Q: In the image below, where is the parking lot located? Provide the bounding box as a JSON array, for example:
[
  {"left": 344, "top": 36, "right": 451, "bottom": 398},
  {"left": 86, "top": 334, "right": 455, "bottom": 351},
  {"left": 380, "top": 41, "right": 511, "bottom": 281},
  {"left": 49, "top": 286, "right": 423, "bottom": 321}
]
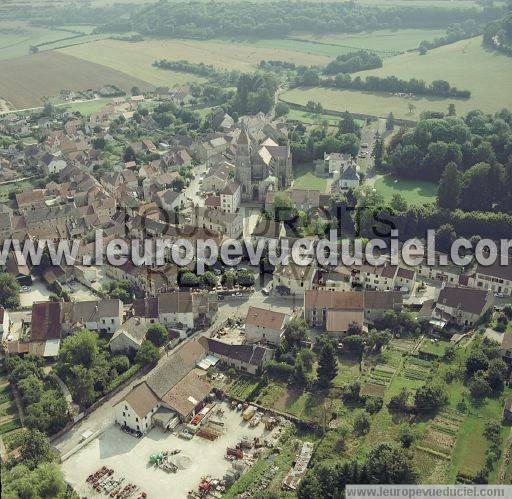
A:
[{"left": 61, "top": 402, "right": 272, "bottom": 498}]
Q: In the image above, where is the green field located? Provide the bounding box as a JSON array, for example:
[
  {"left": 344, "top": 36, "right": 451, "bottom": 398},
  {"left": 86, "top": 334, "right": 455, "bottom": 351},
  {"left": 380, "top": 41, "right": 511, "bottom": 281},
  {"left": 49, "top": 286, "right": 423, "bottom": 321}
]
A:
[
  {"left": 0, "top": 21, "right": 68, "bottom": 61},
  {"left": 373, "top": 175, "right": 438, "bottom": 206},
  {"left": 280, "top": 37, "right": 512, "bottom": 120},
  {"left": 293, "top": 28, "right": 447, "bottom": 55},
  {"left": 63, "top": 98, "right": 114, "bottom": 115}
]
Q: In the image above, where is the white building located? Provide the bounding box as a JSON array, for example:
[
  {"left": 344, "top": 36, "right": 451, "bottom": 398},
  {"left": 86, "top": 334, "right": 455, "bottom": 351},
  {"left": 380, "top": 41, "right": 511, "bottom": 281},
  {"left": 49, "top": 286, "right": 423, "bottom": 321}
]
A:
[
  {"left": 220, "top": 180, "right": 241, "bottom": 214},
  {"left": 245, "top": 306, "right": 289, "bottom": 345},
  {"left": 114, "top": 382, "right": 160, "bottom": 434},
  {"left": 109, "top": 317, "right": 149, "bottom": 354},
  {"left": 0, "top": 307, "right": 9, "bottom": 337}
]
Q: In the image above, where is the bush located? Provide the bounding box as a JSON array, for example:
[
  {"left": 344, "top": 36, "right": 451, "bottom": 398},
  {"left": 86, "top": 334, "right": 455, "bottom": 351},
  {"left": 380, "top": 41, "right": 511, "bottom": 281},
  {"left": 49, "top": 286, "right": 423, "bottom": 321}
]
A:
[{"left": 364, "top": 396, "right": 383, "bottom": 414}]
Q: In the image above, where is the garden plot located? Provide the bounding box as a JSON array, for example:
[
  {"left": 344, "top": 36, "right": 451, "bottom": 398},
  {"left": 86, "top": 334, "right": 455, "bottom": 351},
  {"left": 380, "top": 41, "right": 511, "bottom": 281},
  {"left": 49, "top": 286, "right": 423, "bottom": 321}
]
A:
[
  {"left": 0, "top": 359, "right": 21, "bottom": 437},
  {"left": 389, "top": 338, "right": 418, "bottom": 353},
  {"left": 360, "top": 382, "right": 387, "bottom": 398},
  {"left": 402, "top": 356, "right": 433, "bottom": 382},
  {"left": 416, "top": 411, "right": 464, "bottom": 459},
  {"left": 365, "top": 364, "right": 396, "bottom": 387}
]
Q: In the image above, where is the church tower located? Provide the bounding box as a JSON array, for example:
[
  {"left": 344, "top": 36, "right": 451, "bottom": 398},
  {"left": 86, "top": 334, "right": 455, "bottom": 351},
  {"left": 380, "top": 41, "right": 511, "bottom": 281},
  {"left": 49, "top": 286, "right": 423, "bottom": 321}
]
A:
[{"left": 235, "top": 125, "right": 253, "bottom": 200}]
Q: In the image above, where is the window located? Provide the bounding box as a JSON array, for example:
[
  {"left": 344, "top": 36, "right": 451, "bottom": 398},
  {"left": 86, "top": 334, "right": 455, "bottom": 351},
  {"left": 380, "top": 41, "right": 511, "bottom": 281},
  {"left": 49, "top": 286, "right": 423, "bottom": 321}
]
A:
[
  {"left": 136, "top": 417, "right": 139, "bottom": 422},
  {"left": 123, "top": 412, "right": 125, "bottom": 417}
]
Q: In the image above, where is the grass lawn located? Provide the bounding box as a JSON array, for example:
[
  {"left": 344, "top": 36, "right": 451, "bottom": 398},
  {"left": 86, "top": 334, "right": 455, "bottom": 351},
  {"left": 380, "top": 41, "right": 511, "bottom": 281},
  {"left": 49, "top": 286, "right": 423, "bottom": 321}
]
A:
[
  {"left": 62, "top": 98, "right": 113, "bottom": 115},
  {"left": 280, "top": 37, "right": 512, "bottom": 120},
  {"left": 373, "top": 175, "right": 437, "bottom": 206},
  {"left": 292, "top": 163, "right": 327, "bottom": 192}
]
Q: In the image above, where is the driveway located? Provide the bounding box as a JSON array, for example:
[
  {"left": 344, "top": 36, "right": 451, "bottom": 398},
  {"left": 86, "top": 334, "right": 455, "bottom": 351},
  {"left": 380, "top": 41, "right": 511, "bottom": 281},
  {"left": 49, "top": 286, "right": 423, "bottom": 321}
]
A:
[{"left": 19, "top": 280, "right": 52, "bottom": 308}]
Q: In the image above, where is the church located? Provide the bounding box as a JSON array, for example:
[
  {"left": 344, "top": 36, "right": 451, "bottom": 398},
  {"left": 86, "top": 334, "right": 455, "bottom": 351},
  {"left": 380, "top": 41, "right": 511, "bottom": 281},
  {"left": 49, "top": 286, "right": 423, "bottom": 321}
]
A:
[{"left": 235, "top": 126, "right": 293, "bottom": 202}]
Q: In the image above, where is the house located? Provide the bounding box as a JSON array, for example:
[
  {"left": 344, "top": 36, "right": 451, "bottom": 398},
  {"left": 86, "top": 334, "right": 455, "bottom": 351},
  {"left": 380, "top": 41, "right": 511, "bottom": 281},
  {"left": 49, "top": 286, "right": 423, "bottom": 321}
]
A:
[
  {"left": 304, "top": 290, "right": 364, "bottom": 335},
  {"left": 200, "top": 337, "right": 274, "bottom": 374},
  {"left": 115, "top": 382, "right": 160, "bottom": 434},
  {"left": 109, "top": 317, "right": 149, "bottom": 354},
  {"left": 65, "top": 299, "right": 123, "bottom": 334},
  {"left": 192, "top": 207, "right": 243, "bottom": 239},
  {"left": 251, "top": 218, "right": 285, "bottom": 246},
  {"left": 220, "top": 180, "right": 241, "bottom": 214},
  {"left": 245, "top": 307, "right": 289, "bottom": 345},
  {"left": 433, "top": 286, "right": 493, "bottom": 328},
  {"left": 272, "top": 260, "right": 316, "bottom": 296},
  {"left": 133, "top": 291, "right": 218, "bottom": 330},
  {"left": 323, "top": 152, "right": 352, "bottom": 175},
  {"left": 473, "top": 259, "right": 512, "bottom": 296},
  {"left": 40, "top": 153, "right": 67, "bottom": 176},
  {"left": 155, "top": 189, "right": 183, "bottom": 212},
  {"left": 16, "top": 189, "right": 46, "bottom": 213},
  {"left": 363, "top": 291, "right": 403, "bottom": 324},
  {"left": 353, "top": 262, "right": 398, "bottom": 292},
  {"left": 313, "top": 266, "right": 352, "bottom": 292},
  {"left": 336, "top": 163, "right": 360, "bottom": 191},
  {"left": 395, "top": 267, "right": 417, "bottom": 293}
]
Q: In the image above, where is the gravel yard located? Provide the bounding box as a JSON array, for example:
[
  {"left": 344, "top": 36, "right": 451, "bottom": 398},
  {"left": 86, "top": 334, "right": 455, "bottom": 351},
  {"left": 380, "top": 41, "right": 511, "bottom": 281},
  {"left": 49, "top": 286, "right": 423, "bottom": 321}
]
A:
[{"left": 61, "top": 402, "right": 272, "bottom": 498}]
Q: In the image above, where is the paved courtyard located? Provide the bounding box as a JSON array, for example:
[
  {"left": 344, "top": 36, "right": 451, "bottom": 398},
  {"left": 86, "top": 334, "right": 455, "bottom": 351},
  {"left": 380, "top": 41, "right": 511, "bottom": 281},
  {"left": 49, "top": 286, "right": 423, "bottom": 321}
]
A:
[{"left": 61, "top": 402, "right": 270, "bottom": 498}]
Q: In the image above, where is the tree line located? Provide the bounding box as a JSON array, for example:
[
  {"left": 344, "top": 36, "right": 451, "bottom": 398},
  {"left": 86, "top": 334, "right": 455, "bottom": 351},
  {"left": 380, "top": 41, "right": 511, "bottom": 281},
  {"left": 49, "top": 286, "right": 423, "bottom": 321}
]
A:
[
  {"left": 294, "top": 71, "right": 471, "bottom": 99},
  {"left": 323, "top": 50, "right": 383, "bottom": 75},
  {"left": 94, "top": 1, "right": 504, "bottom": 39}
]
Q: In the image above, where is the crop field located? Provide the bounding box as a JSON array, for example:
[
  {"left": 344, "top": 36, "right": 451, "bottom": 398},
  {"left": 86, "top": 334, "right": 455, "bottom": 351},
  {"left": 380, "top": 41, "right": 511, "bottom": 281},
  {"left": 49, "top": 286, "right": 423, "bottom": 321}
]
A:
[
  {"left": 0, "top": 51, "right": 152, "bottom": 109},
  {"left": 59, "top": 38, "right": 331, "bottom": 80},
  {"left": 280, "top": 37, "right": 512, "bottom": 119},
  {"left": 293, "top": 29, "right": 447, "bottom": 55},
  {"left": 373, "top": 175, "right": 438, "bottom": 206}
]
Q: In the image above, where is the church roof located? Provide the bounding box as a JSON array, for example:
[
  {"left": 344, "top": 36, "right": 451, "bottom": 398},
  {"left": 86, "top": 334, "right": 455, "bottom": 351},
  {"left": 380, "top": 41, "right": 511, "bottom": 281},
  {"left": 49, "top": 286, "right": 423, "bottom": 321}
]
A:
[{"left": 237, "top": 126, "right": 250, "bottom": 145}]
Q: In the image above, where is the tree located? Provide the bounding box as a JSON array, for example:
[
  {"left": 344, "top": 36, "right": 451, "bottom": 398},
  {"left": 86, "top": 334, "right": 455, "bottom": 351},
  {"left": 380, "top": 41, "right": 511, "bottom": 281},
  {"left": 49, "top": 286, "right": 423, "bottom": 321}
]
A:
[
  {"left": 364, "top": 396, "right": 383, "bottom": 414},
  {"left": 414, "top": 384, "right": 448, "bottom": 412},
  {"left": 448, "top": 103, "right": 456, "bottom": 116},
  {"left": 344, "top": 380, "right": 361, "bottom": 401},
  {"left": 18, "top": 375, "right": 44, "bottom": 405},
  {"left": 199, "top": 272, "right": 216, "bottom": 290},
  {"left": 111, "top": 355, "right": 130, "bottom": 374},
  {"left": 386, "top": 112, "right": 395, "bottom": 131},
  {"left": 353, "top": 411, "right": 371, "bottom": 435},
  {"left": 373, "top": 136, "right": 384, "bottom": 170},
  {"left": 17, "top": 429, "right": 55, "bottom": 470},
  {"left": 123, "top": 146, "right": 136, "bottom": 163},
  {"left": 465, "top": 350, "right": 489, "bottom": 376},
  {"left": 486, "top": 358, "right": 508, "bottom": 391},
  {"left": 275, "top": 102, "right": 290, "bottom": 117},
  {"left": 437, "top": 162, "right": 461, "bottom": 210},
  {"left": 363, "top": 443, "right": 417, "bottom": 484},
  {"left": 131, "top": 86, "right": 141, "bottom": 96},
  {"left": 389, "top": 388, "right": 409, "bottom": 412},
  {"left": 135, "top": 340, "right": 161, "bottom": 366},
  {"left": 397, "top": 424, "right": 416, "bottom": 448},
  {"left": 236, "top": 269, "right": 255, "bottom": 287},
  {"left": 146, "top": 324, "right": 169, "bottom": 347},
  {"left": 469, "top": 372, "right": 492, "bottom": 399},
  {"left": 316, "top": 337, "right": 338, "bottom": 385},
  {"left": 3, "top": 462, "right": 67, "bottom": 498},
  {"left": 435, "top": 223, "right": 456, "bottom": 253},
  {"left": 390, "top": 193, "right": 408, "bottom": 212},
  {"left": 284, "top": 318, "right": 309, "bottom": 351},
  {"left": 171, "top": 176, "right": 185, "bottom": 192},
  {"left": 222, "top": 269, "right": 236, "bottom": 288},
  {"left": 0, "top": 272, "right": 20, "bottom": 309},
  {"left": 58, "top": 330, "right": 99, "bottom": 369},
  {"left": 273, "top": 192, "right": 295, "bottom": 221}
]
